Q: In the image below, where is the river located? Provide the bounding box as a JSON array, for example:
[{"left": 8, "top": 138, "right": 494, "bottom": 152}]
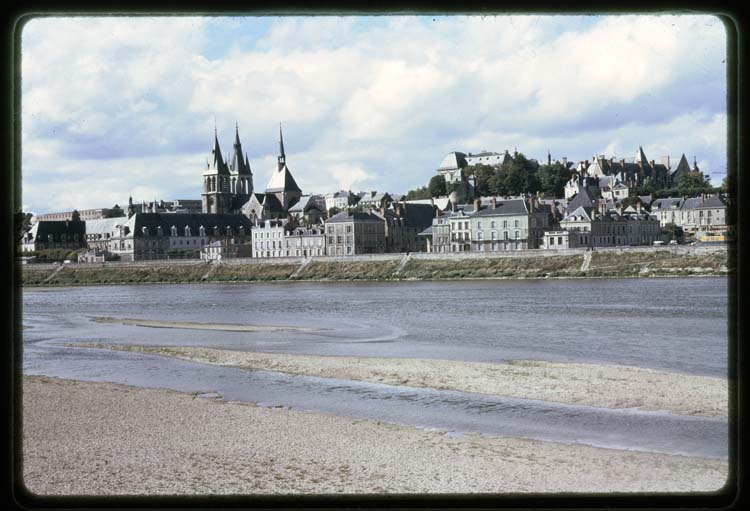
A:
[{"left": 22, "top": 277, "right": 729, "bottom": 459}]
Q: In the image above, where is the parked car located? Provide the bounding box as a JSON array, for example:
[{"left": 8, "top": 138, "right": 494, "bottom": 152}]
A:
[
  {"left": 668, "top": 240, "right": 678, "bottom": 245},
  {"left": 653, "top": 240, "right": 665, "bottom": 246}
]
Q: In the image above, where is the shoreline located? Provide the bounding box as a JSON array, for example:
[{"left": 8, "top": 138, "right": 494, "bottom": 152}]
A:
[
  {"left": 22, "top": 375, "right": 728, "bottom": 495},
  {"left": 20, "top": 247, "right": 729, "bottom": 287},
  {"left": 66, "top": 343, "right": 728, "bottom": 418},
  {"left": 92, "top": 316, "right": 321, "bottom": 332}
]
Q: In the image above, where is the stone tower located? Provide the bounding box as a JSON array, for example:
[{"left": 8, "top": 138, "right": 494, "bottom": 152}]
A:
[{"left": 202, "top": 128, "right": 234, "bottom": 214}]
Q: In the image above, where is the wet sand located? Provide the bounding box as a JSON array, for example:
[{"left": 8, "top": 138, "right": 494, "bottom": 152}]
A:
[
  {"left": 22, "top": 376, "right": 728, "bottom": 495},
  {"left": 71, "top": 343, "right": 728, "bottom": 418},
  {"left": 92, "top": 317, "right": 320, "bottom": 332}
]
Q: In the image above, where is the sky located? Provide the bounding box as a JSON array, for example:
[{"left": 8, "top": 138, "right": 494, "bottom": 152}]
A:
[{"left": 20, "top": 14, "right": 728, "bottom": 214}]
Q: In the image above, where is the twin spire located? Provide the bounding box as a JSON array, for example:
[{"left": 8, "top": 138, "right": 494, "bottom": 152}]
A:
[{"left": 209, "top": 122, "right": 286, "bottom": 175}]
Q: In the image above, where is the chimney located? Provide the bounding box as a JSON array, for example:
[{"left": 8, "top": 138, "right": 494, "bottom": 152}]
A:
[
  {"left": 451, "top": 200, "right": 457, "bottom": 213},
  {"left": 599, "top": 200, "right": 606, "bottom": 216},
  {"left": 562, "top": 156, "right": 567, "bottom": 165},
  {"left": 474, "top": 198, "right": 481, "bottom": 212},
  {"left": 661, "top": 155, "right": 670, "bottom": 168},
  {"left": 636, "top": 200, "right": 641, "bottom": 214},
  {"left": 491, "top": 197, "right": 497, "bottom": 209}
]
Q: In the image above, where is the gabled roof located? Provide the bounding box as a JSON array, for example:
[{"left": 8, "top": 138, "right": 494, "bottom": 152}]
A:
[
  {"left": 561, "top": 206, "right": 592, "bottom": 223},
  {"left": 262, "top": 193, "right": 285, "bottom": 213},
  {"left": 566, "top": 187, "right": 597, "bottom": 212}
]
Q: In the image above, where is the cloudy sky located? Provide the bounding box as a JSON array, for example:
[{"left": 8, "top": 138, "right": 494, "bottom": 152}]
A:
[{"left": 21, "top": 14, "right": 727, "bottom": 214}]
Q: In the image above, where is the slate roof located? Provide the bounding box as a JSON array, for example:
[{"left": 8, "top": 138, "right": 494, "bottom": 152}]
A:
[
  {"left": 262, "top": 193, "right": 285, "bottom": 214},
  {"left": 125, "top": 213, "right": 253, "bottom": 238},
  {"left": 561, "top": 206, "right": 592, "bottom": 222},
  {"left": 417, "top": 226, "right": 433, "bottom": 236},
  {"left": 437, "top": 152, "right": 468, "bottom": 170},
  {"left": 473, "top": 198, "right": 530, "bottom": 217},
  {"left": 694, "top": 195, "right": 726, "bottom": 209},
  {"left": 651, "top": 198, "right": 682, "bottom": 211},
  {"left": 566, "top": 187, "right": 597, "bottom": 212},
  {"left": 26, "top": 220, "right": 86, "bottom": 243},
  {"left": 325, "top": 211, "right": 384, "bottom": 224},
  {"left": 391, "top": 203, "right": 436, "bottom": 229},
  {"left": 85, "top": 217, "right": 126, "bottom": 237}
]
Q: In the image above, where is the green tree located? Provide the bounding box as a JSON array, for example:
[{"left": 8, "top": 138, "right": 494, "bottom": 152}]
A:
[
  {"left": 428, "top": 175, "right": 447, "bottom": 197},
  {"left": 536, "top": 162, "right": 571, "bottom": 198},
  {"left": 327, "top": 207, "right": 341, "bottom": 218},
  {"left": 677, "top": 171, "right": 711, "bottom": 196},
  {"left": 468, "top": 165, "right": 494, "bottom": 197},
  {"left": 71, "top": 209, "right": 81, "bottom": 221}
]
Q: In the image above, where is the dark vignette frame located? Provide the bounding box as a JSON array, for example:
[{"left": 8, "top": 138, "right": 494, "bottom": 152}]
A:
[{"left": 3, "top": 1, "right": 745, "bottom": 510}]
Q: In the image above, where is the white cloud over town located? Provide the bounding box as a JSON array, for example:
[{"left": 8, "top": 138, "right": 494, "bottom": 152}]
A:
[{"left": 20, "top": 14, "right": 728, "bottom": 214}]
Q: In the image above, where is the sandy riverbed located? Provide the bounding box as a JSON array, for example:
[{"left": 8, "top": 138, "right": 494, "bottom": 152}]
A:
[
  {"left": 92, "top": 317, "right": 320, "bottom": 332},
  {"left": 22, "top": 376, "right": 728, "bottom": 495},
  {"left": 70, "top": 343, "right": 728, "bottom": 418}
]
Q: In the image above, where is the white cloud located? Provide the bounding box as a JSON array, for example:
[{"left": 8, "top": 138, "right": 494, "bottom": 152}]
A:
[{"left": 20, "top": 15, "right": 728, "bottom": 213}]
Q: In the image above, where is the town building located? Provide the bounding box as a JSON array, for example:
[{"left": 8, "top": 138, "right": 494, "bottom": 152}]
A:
[
  {"left": 380, "top": 202, "right": 436, "bottom": 253},
  {"left": 81, "top": 213, "right": 253, "bottom": 261},
  {"left": 470, "top": 196, "right": 550, "bottom": 252},
  {"left": 324, "top": 211, "right": 386, "bottom": 256},
  {"left": 21, "top": 220, "right": 87, "bottom": 253}
]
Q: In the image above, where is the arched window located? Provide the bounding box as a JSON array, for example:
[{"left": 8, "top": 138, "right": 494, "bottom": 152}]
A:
[
  {"left": 226, "top": 226, "right": 232, "bottom": 236},
  {"left": 171, "top": 225, "right": 178, "bottom": 237},
  {"left": 184, "top": 225, "right": 191, "bottom": 237},
  {"left": 142, "top": 226, "right": 149, "bottom": 236}
]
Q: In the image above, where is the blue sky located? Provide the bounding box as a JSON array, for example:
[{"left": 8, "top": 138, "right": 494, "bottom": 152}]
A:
[{"left": 21, "top": 15, "right": 728, "bottom": 214}]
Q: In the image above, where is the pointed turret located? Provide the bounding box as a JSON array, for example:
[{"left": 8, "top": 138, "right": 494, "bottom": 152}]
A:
[
  {"left": 230, "top": 123, "right": 249, "bottom": 175},
  {"left": 210, "top": 128, "right": 230, "bottom": 175}
]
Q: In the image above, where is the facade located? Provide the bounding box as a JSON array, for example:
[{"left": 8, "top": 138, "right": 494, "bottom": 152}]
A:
[
  {"left": 82, "top": 213, "right": 253, "bottom": 261},
  {"left": 381, "top": 202, "right": 436, "bottom": 253},
  {"left": 470, "top": 197, "right": 549, "bottom": 252},
  {"left": 556, "top": 202, "right": 660, "bottom": 248},
  {"left": 650, "top": 194, "right": 728, "bottom": 235},
  {"left": 21, "top": 220, "right": 87, "bottom": 253},
  {"left": 201, "top": 239, "right": 241, "bottom": 261},
  {"left": 251, "top": 219, "right": 325, "bottom": 259},
  {"left": 202, "top": 125, "right": 254, "bottom": 214},
  {"left": 287, "top": 194, "right": 326, "bottom": 226},
  {"left": 324, "top": 211, "right": 386, "bottom": 256}
]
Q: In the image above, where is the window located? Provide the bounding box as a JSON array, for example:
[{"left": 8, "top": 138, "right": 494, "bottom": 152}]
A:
[
  {"left": 490, "top": 221, "right": 495, "bottom": 229},
  {"left": 477, "top": 221, "right": 482, "bottom": 229},
  {"left": 477, "top": 232, "right": 483, "bottom": 240},
  {"left": 516, "top": 231, "right": 520, "bottom": 239},
  {"left": 514, "top": 220, "right": 519, "bottom": 228},
  {"left": 504, "top": 231, "right": 509, "bottom": 240},
  {"left": 503, "top": 220, "right": 508, "bottom": 228}
]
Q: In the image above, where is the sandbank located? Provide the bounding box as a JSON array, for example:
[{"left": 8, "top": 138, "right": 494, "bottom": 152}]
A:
[
  {"left": 22, "top": 376, "right": 728, "bottom": 495},
  {"left": 69, "top": 343, "right": 727, "bottom": 417},
  {"left": 92, "top": 316, "right": 319, "bottom": 332}
]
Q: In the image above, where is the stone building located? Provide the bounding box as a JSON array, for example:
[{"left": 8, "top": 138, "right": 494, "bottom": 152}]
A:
[
  {"left": 324, "top": 211, "right": 386, "bottom": 256},
  {"left": 470, "top": 196, "right": 550, "bottom": 252},
  {"left": 21, "top": 220, "right": 87, "bottom": 253},
  {"left": 202, "top": 124, "right": 254, "bottom": 214},
  {"left": 82, "top": 213, "right": 253, "bottom": 261}
]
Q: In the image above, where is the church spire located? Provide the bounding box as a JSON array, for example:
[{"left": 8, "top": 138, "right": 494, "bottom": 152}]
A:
[{"left": 278, "top": 123, "right": 286, "bottom": 171}]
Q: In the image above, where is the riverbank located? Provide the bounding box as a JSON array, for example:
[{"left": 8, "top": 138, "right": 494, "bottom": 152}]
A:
[
  {"left": 67, "top": 344, "right": 728, "bottom": 418},
  {"left": 22, "top": 375, "right": 728, "bottom": 495},
  {"left": 20, "top": 246, "right": 729, "bottom": 286}
]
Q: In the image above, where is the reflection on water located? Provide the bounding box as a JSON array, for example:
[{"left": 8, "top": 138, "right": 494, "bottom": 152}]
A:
[{"left": 22, "top": 278, "right": 728, "bottom": 459}]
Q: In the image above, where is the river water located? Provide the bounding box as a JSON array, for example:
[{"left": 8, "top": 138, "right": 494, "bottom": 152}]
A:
[{"left": 22, "top": 277, "right": 729, "bottom": 459}]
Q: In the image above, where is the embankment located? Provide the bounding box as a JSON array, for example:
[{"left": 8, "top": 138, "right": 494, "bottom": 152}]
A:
[{"left": 20, "top": 245, "right": 729, "bottom": 287}]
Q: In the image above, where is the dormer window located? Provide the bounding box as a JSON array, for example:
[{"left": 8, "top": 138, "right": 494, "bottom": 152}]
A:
[
  {"left": 171, "top": 225, "right": 178, "bottom": 237},
  {"left": 199, "top": 225, "right": 206, "bottom": 237},
  {"left": 142, "top": 226, "right": 149, "bottom": 236},
  {"left": 185, "top": 225, "right": 191, "bottom": 237},
  {"left": 156, "top": 226, "right": 163, "bottom": 236}
]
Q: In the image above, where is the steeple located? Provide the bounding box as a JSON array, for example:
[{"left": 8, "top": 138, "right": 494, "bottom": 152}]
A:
[
  {"left": 231, "top": 122, "right": 249, "bottom": 175},
  {"left": 278, "top": 123, "right": 286, "bottom": 171},
  {"left": 211, "top": 127, "right": 229, "bottom": 174}
]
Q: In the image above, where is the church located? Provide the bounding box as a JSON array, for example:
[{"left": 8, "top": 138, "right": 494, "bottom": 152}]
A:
[{"left": 201, "top": 123, "right": 302, "bottom": 222}]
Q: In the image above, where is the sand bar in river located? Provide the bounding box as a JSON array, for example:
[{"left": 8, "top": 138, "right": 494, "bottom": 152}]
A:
[
  {"left": 69, "top": 343, "right": 727, "bottom": 417},
  {"left": 92, "top": 316, "right": 320, "bottom": 332}
]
